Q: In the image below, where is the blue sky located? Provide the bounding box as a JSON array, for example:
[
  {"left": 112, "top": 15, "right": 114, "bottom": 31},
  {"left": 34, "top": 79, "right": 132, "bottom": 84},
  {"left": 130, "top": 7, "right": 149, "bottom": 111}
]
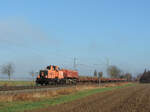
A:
[{"left": 0, "top": 0, "right": 150, "bottom": 78}]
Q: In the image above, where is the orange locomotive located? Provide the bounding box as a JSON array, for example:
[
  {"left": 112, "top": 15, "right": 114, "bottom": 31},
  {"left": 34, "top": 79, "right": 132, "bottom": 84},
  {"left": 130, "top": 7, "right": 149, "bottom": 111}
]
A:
[{"left": 36, "top": 65, "right": 79, "bottom": 85}]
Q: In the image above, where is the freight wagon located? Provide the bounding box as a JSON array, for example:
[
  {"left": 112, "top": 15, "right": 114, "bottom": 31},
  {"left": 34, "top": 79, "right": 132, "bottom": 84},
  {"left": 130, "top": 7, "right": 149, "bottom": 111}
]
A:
[{"left": 78, "top": 77, "right": 126, "bottom": 83}]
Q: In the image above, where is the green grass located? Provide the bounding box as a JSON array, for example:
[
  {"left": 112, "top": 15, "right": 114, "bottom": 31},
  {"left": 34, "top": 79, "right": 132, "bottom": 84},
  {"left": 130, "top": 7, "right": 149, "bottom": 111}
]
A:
[
  {"left": 0, "top": 81, "right": 35, "bottom": 86},
  {"left": 0, "top": 83, "right": 135, "bottom": 112}
]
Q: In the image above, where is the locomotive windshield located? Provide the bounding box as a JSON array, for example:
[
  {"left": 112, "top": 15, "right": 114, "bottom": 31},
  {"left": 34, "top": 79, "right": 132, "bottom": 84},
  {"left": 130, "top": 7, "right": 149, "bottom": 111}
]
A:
[{"left": 40, "top": 70, "right": 48, "bottom": 76}]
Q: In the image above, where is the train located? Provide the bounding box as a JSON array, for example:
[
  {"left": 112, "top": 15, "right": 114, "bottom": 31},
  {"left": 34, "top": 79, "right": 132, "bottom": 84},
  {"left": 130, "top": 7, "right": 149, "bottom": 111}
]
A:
[{"left": 36, "top": 65, "right": 126, "bottom": 85}]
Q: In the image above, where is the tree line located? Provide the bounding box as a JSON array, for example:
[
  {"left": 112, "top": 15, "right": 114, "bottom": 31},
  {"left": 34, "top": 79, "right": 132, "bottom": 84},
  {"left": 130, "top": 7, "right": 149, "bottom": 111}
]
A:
[
  {"left": 0, "top": 63, "right": 143, "bottom": 82},
  {"left": 93, "top": 65, "right": 133, "bottom": 81},
  {"left": 139, "top": 69, "right": 150, "bottom": 83}
]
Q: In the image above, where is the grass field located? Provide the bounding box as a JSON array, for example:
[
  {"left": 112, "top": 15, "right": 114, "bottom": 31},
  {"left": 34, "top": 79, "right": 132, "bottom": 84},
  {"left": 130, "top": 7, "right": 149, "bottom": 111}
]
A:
[
  {"left": 0, "top": 81, "right": 35, "bottom": 86},
  {"left": 0, "top": 83, "right": 134, "bottom": 112}
]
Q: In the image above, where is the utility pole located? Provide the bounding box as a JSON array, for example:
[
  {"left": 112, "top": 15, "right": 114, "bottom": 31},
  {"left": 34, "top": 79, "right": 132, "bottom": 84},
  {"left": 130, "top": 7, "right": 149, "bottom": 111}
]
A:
[
  {"left": 106, "top": 57, "right": 110, "bottom": 77},
  {"left": 106, "top": 57, "right": 110, "bottom": 68},
  {"left": 73, "top": 57, "right": 77, "bottom": 70},
  {"left": 98, "top": 72, "right": 103, "bottom": 87}
]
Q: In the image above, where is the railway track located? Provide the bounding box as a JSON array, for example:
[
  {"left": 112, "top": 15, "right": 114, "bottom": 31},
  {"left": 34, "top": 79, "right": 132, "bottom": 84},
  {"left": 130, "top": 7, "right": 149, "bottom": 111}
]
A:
[
  {"left": 0, "top": 83, "right": 123, "bottom": 94},
  {"left": 0, "top": 85, "right": 69, "bottom": 91},
  {"left": 0, "top": 84, "right": 77, "bottom": 94},
  {"left": 0, "top": 83, "right": 102, "bottom": 91},
  {"left": 0, "top": 83, "right": 94, "bottom": 94},
  {"left": 0, "top": 85, "right": 76, "bottom": 94}
]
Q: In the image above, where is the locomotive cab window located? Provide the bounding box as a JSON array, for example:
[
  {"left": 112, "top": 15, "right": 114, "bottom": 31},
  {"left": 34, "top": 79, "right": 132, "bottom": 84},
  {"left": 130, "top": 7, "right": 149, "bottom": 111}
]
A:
[{"left": 40, "top": 70, "right": 48, "bottom": 76}]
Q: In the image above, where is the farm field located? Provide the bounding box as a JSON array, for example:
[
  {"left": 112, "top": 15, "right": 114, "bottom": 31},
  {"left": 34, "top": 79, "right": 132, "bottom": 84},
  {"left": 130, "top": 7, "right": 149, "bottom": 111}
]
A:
[
  {"left": 0, "top": 81, "right": 35, "bottom": 86},
  {"left": 28, "top": 84, "right": 150, "bottom": 112},
  {"left": 0, "top": 83, "right": 132, "bottom": 112}
]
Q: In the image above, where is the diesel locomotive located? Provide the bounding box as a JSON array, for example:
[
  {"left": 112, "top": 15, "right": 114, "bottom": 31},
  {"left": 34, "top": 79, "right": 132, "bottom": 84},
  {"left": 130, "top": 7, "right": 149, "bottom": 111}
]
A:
[{"left": 36, "top": 65, "right": 79, "bottom": 85}]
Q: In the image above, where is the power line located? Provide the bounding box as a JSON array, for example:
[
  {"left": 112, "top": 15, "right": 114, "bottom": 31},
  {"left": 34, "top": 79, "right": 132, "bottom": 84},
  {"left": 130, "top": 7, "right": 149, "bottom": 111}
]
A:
[{"left": 106, "top": 57, "right": 110, "bottom": 68}]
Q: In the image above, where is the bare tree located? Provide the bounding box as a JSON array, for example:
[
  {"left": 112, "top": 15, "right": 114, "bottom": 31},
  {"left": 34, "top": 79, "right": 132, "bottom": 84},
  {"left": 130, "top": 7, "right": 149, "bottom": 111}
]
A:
[
  {"left": 29, "top": 70, "right": 35, "bottom": 81},
  {"left": 119, "top": 72, "right": 133, "bottom": 81},
  {"left": 107, "top": 65, "right": 121, "bottom": 78},
  {"left": 1, "top": 63, "right": 15, "bottom": 80},
  {"left": 124, "top": 73, "right": 132, "bottom": 81}
]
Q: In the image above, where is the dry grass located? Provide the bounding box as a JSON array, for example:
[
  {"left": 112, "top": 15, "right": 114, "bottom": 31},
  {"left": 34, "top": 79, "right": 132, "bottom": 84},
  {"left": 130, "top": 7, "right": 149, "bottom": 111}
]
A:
[{"left": 0, "top": 82, "right": 129, "bottom": 102}]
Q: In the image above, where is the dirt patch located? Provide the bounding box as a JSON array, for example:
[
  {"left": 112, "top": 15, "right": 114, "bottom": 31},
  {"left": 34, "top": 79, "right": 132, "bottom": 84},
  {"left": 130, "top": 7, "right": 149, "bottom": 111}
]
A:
[{"left": 27, "top": 84, "right": 150, "bottom": 112}]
